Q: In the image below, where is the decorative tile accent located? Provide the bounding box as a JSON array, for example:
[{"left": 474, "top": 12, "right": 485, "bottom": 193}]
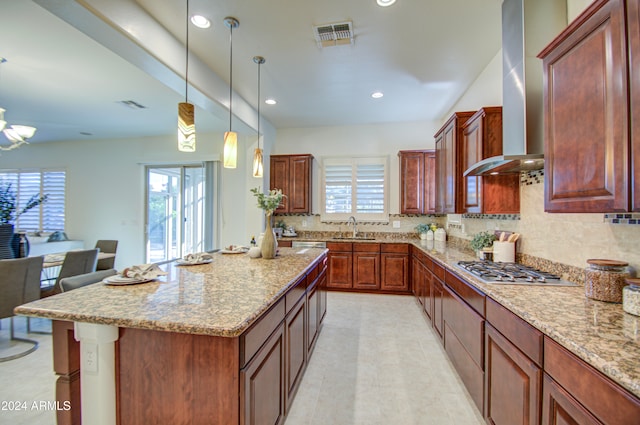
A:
[
  {"left": 603, "top": 213, "right": 640, "bottom": 225},
  {"left": 463, "top": 213, "right": 520, "bottom": 220},
  {"left": 521, "top": 169, "right": 544, "bottom": 185}
]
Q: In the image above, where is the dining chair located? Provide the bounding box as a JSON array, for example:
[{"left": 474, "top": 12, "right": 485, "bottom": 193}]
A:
[
  {"left": 41, "top": 248, "right": 99, "bottom": 298},
  {"left": 60, "top": 268, "right": 116, "bottom": 292},
  {"left": 0, "top": 256, "right": 44, "bottom": 362},
  {"left": 95, "top": 240, "right": 118, "bottom": 270}
]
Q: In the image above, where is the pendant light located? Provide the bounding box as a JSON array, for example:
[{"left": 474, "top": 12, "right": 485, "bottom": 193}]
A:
[
  {"left": 252, "top": 56, "right": 265, "bottom": 178},
  {"left": 223, "top": 17, "right": 239, "bottom": 168},
  {"left": 178, "top": 0, "right": 196, "bottom": 152}
]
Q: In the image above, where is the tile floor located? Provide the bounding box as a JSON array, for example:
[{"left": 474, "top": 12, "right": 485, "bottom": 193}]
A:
[{"left": 0, "top": 293, "right": 484, "bottom": 425}]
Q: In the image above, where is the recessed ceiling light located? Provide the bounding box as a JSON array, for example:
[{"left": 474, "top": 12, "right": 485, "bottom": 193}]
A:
[
  {"left": 265, "top": 98, "right": 277, "bottom": 105},
  {"left": 377, "top": 0, "right": 397, "bottom": 7},
  {"left": 191, "top": 15, "right": 211, "bottom": 28},
  {"left": 371, "top": 91, "right": 384, "bottom": 99},
  {"left": 490, "top": 172, "right": 499, "bottom": 175}
]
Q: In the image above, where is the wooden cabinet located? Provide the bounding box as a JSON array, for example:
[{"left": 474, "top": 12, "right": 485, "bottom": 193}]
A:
[
  {"left": 270, "top": 154, "right": 312, "bottom": 213},
  {"left": 399, "top": 150, "right": 436, "bottom": 214},
  {"left": 539, "top": 0, "right": 635, "bottom": 212},
  {"left": 353, "top": 243, "right": 380, "bottom": 290},
  {"left": 285, "top": 295, "right": 306, "bottom": 411},
  {"left": 435, "top": 111, "right": 475, "bottom": 213},
  {"left": 306, "top": 277, "right": 320, "bottom": 355},
  {"left": 629, "top": 0, "right": 640, "bottom": 211},
  {"left": 380, "top": 243, "right": 409, "bottom": 292},
  {"left": 484, "top": 298, "right": 543, "bottom": 425},
  {"left": 461, "top": 107, "right": 520, "bottom": 214},
  {"left": 327, "top": 242, "right": 353, "bottom": 289},
  {"left": 542, "top": 336, "right": 640, "bottom": 425},
  {"left": 278, "top": 239, "right": 293, "bottom": 248},
  {"left": 431, "top": 261, "right": 445, "bottom": 340},
  {"left": 241, "top": 323, "right": 286, "bottom": 425}
]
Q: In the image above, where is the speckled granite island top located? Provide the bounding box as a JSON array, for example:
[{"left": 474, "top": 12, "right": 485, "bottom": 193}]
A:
[
  {"left": 408, "top": 240, "right": 640, "bottom": 399},
  {"left": 15, "top": 247, "right": 327, "bottom": 338}
]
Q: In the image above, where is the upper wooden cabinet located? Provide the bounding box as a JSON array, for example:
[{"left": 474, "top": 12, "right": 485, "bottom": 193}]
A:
[
  {"left": 398, "top": 150, "right": 436, "bottom": 214},
  {"left": 270, "top": 154, "right": 313, "bottom": 213},
  {"left": 434, "top": 111, "right": 475, "bottom": 214},
  {"left": 539, "top": 0, "right": 638, "bottom": 212},
  {"left": 461, "top": 107, "right": 520, "bottom": 214}
]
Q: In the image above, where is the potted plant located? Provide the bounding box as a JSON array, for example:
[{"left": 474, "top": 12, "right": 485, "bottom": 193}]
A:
[
  {"left": 250, "top": 187, "right": 285, "bottom": 259},
  {"left": 415, "top": 223, "right": 431, "bottom": 240},
  {"left": 470, "top": 231, "right": 496, "bottom": 259},
  {"left": 0, "top": 183, "right": 48, "bottom": 258}
]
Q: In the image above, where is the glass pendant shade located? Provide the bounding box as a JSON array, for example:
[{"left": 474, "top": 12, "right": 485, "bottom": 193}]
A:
[
  {"left": 4, "top": 125, "right": 36, "bottom": 142},
  {"left": 223, "top": 131, "right": 238, "bottom": 168},
  {"left": 178, "top": 102, "right": 196, "bottom": 152},
  {"left": 0, "top": 108, "right": 6, "bottom": 131},
  {"left": 252, "top": 147, "right": 264, "bottom": 177}
]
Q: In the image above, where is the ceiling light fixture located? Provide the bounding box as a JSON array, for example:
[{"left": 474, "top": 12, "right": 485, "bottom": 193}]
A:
[
  {"left": 190, "top": 15, "right": 210, "bottom": 29},
  {"left": 265, "top": 98, "right": 277, "bottom": 105},
  {"left": 377, "top": 0, "right": 397, "bottom": 7},
  {"left": 0, "top": 58, "right": 36, "bottom": 151},
  {"left": 223, "top": 17, "right": 239, "bottom": 169},
  {"left": 371, "top": 91, "right": 384, "bottom": 99},
  {"left": 252, "top": 56, "right": 265, "bottom": 178},
  {"left": 178, "top": 0, "right": 196, "bottom": 152}
]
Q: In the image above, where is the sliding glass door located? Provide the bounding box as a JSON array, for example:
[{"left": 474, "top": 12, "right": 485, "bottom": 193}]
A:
[{"left": 145, "top": 163, "right": 216, "bottom": 263}]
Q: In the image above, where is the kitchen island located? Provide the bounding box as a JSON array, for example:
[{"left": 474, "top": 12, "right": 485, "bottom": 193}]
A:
[{"left": 15, "top": 247, "right": 328, "bottom": 425}]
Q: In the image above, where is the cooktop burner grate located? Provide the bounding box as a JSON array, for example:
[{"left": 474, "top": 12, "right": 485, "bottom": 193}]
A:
[{"left": 456, "top": 261, "right": 579, "bottom": 286}]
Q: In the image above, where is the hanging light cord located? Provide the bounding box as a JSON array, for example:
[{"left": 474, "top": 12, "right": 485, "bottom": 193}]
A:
[
  {"left": 185, "top": 0, "right": 190, "bottom": 103},
  {"left": 257, "top": 61, "right": 261, "bottom": 147},
  {"left": 229, "top": 23, "right": 233, "bottom": 132}
]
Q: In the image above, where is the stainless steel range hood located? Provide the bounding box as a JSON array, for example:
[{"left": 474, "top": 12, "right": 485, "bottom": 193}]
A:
[{"left": 464, "top": 0, "right": 566, "bottom": 177}]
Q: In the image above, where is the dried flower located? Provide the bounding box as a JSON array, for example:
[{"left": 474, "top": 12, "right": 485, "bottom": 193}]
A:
[{"left": 250, "top": 187, "right": 285, "bottom": 214}]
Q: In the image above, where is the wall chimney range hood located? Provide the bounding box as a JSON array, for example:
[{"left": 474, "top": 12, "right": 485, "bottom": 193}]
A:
[{"left": 464, "top": 0, "right": 566, "bottom": 177}]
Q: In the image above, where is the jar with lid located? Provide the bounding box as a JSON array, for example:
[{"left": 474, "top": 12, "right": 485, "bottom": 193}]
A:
[
  {"left": 584, "top": 259, "right": 629, "bottom": 303},
  {"left": 623, "top": 278, "right": 640, "bottom": 316}
]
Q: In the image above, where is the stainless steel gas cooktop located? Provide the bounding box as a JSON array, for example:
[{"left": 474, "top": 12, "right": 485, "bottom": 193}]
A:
[{"left": 456, "top": 261, "right": 579, "bottom": 286}]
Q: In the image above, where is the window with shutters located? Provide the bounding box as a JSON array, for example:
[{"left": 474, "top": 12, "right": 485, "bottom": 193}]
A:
[
  {"left": 321, "top": 156, "right": 388, "bottom": 222},
  {"left": 0, "top": 169, "right": 66, "bottom": 232}
]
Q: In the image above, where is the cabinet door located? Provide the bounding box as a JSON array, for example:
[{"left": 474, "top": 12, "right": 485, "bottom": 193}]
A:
[
  {"left": 463, "top": 113, "right": 483, "bottom": 214},
  {"left": 424, "top": 150, "right": 437, "bottom": 214},
  {"left": 423, "top": 262, "right": 432, "bottom": 318},
  {"left": 289, "top": 155, "right": 311, "bottom": 213},
  {"left": 628, "top": 0, "right": 640, "bottom": 211},
  {"left": 241, "top": 323, "right": 286, "bottom": 425},
  {"left": 485, "top": 324, "right": 541, "bottom": 425},
  {"left": 285, "top": 296, "right": 306, "bottom": 411},
  {"left": 542, "top": 374, "right": 601, "bottom": 425},
  {"left": 327, "top": 252, "right": 353, "bottom": 289},
  {"left": 353, "top": 252, "right": 380, "bottom": 290},
  {"left": 411, "top": 255, "right": 423, "bottom": 302},
  {"left": 307, "top": 280, "right": 320, "bottom": 355},
  {"left": 270, "top": 157, "right": 290, "bottom": 213},
  {"left": 435, "top": 133, "right": 445, "bottom": 213},
  {"left": 432, "top": 276, "right": 444, "bottom": 340},
  {"left": 318, "top": 269, "right": 327, "bottom": 324},
  {"left": 541, "top": 0, "right": 629, "bottom": 212},
  {"left": 380, "top": 253, "right": 409, "bottom": 292},
  {"left": 442, "top": 120, "right": 458, "bottom": 213},
  {"left": 399, "top": 151, "right": 425, "bottom": 214}
]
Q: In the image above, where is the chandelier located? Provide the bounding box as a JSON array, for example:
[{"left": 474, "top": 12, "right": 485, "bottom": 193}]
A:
[{"left": 0, "top": 59, "right": 37, "bottom": 151}]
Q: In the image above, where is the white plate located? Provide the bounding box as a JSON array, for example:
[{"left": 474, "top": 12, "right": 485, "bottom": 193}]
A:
[
  {"left": 220, "top": 248, "right": 249, "bottom": 254},
  {"left": 103, "top": 275, "right": 154, "bottom": 286},
  {"left": 176, "top": 259, "right": 213, "bottom": 266}
]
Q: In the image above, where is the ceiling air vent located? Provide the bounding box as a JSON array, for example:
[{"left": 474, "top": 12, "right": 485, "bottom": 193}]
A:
[{"left": 313, "top": 21, "right": 354, "bottom": 48}]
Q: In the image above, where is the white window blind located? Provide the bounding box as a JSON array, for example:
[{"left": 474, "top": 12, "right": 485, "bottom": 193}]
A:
[
  {"left": 322, "top": 157, "right": 388, "bottom": 222},
  {"left": 0, "top": 169, "right": 66, "bottom": 232}
]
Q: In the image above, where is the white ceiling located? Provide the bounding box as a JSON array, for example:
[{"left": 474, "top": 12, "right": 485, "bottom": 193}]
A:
[{"left": 0, "top": 0, "right": 502, "bottom": 144}]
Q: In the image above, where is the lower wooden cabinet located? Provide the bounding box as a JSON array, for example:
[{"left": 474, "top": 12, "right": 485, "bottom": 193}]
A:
[
  {"left": 327, "top": 242, "right": 353, "bottom": 289},
  {"left": 431, "top": 264, "right": 445, "bottom": 339},
  {"left": 353, "top": 243, "right": 380, "bottom": 290},
  {"left": 241, "top": 323, "right": 286, "bottom": 425},
  {"left": 542, "top": 374, "right": 601, "bottom": 425},
  {"left": 307, "top": 278, "right": 320, "bottom": 355},
  {"left": 380, "top": 244, "right": 409, "bottom": 292},
  {"left": 285, "top": 295, "right": 306, "bottom": 411}
]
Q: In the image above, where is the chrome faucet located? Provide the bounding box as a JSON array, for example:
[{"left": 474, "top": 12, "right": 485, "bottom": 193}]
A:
[{"left": 348, "top": 216, "right": 358, "bottom": 238}]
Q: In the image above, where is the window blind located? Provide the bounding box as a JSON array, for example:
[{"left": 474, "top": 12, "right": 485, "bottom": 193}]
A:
[{"left": 0, "top": 169, "right": 66, "bottom": 232}]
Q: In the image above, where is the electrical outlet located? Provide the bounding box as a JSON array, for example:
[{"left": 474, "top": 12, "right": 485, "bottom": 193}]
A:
[
  {"left": 302, "top": 219, "right": 308, "bottom": 227},
  {"left": 393, "top": 220, "right": 400, "bottom": 228},
  {"left": 83, "top": 342, "right": 98, "bottom": 373}
]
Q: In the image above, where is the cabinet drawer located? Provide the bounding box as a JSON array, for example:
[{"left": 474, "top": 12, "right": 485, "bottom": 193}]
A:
[
  {"left": 285, "top": 276, "right": 307, "bottom": 315},
  {"left": 240, "top": 299, "right": 285, "bottom": 368},
  {"left": 381, "top": 243, "right": 409, "bottom": 254},
  {"left": 544, "top": 337, "right": 640, "bottom": 424},
  {"left": 444, "top": 321, "right": 484, "bottom": 412},
  {"left": 353, "top": 243, "right": 380, "bottom": 252},
  {"left": 431, "top": 260, "right": 445, "bottom": 281},
  {"left": 443, "top": 285, "right": 484, "bottom": 368},
  {"left": 326, "top": 242, "right": 352, "bottom": 252},
  {"left": 445, "top": 270, "right": 485, "bottom": 317},
  {"left": 486, "top": 298, "right": 542, "bottom": 366}
]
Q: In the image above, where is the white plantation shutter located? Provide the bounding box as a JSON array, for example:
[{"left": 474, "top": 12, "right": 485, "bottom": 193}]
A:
[
  {"left": 322, "top": 157, "right": 388, "bottom": 222},
  {"left": 0, "top": 169, "right": 66, "bottom": 232}
]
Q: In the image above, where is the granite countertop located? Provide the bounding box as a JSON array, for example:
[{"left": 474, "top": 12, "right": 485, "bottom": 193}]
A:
[{"left": 15, "top": 247, "right": 327, "bottom": 338}]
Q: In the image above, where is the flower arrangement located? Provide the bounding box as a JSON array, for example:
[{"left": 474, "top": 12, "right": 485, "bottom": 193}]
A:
[
  {"left": 415, "top": 223, "right": 431, "bottom": 234},
  {"left": 0, "top": 182, "right": 48, "bottom": 225},
  {"left": 470, "top": 231, "right": 497, "bottom": 251},
  {"left": 250, "top": 187, "right": 285, "bottom": 214}
]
